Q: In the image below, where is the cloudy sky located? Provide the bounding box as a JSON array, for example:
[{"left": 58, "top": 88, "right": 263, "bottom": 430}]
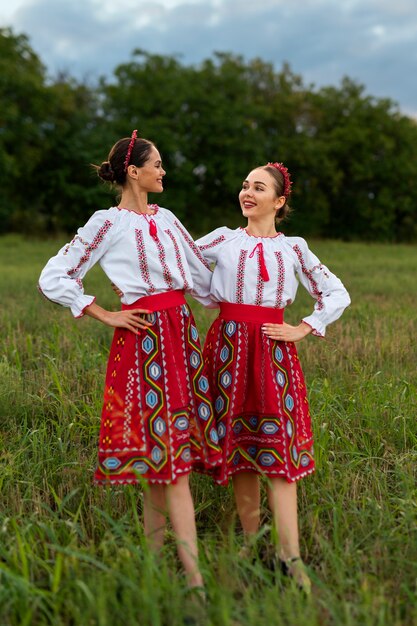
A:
[{"left": 1, "top": 0, "right": 416, "bottom": 116}]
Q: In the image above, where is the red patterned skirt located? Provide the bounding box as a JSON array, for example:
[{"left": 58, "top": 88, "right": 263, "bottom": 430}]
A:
[
  {"left": 94, "top": 290, "right": 222, "bottom": 485},
  {"left": 203, "top": 303, "right": 315, "bottom": 485}
]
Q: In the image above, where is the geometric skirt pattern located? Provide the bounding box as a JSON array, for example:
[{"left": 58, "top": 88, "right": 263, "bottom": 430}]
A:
[
  {"left": 94, "top": 300, "right": 222, "bottom": 485},
  {"left": 203, "top": 314, "right": 315, "bottom": 485}
]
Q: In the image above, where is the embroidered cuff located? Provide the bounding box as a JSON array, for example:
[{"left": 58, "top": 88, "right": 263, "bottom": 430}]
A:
[
  {"left": 72, "top": 295, "right": 96, "bottom": 318},
  {"left": 302, "top": 315, "right": 325, "bottom": 338}
]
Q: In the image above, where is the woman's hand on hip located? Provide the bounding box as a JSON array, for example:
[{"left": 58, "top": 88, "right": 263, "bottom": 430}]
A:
[
  {"left": 262, "top": 321, "right": 312, "bottom": 342},
  {"left": 84, "top": 302, "right": 152, "bottom": 333},
  {"left": 103, "top": 309, "right": 153, "bottom": 333}
]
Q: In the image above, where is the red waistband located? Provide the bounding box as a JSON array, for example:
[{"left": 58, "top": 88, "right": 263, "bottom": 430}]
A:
[
  {"left": 219, "top": 302, "right": 284, "bottom": 324},
  {"left": 122, "top": 290, "right": 186, "bottom": 312}
]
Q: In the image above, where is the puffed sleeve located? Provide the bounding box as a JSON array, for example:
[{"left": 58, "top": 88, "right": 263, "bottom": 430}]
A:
[
  {"left": 168, "top": 214, "right": 218, "bottom": 308},
  {"left": 195, "top": 227, "right": 231, "bottom": 263},
  {"left": 38, "top": 210, "right": 115, "bottom": 318},
  {"left": 289, "top": 237, "right": 351, "bottom": 337}
]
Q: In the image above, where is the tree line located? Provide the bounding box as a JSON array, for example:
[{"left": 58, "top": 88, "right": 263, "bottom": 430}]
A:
[{"left": 1, "top": 27, "right": 417, "bottom": 241}]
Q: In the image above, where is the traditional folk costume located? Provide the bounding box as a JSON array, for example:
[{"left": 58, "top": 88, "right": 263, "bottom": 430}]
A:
[
  {"left": 196, "top": 227, "right": 350, "bottom": 485},
  {"left": 39, "top": 205, "right": 222, "bottom": 485}
]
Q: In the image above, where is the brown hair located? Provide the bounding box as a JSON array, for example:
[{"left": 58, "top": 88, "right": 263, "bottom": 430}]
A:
[
  {"left": 262, "top": 165, "right": 292, "bottom": 222},
  {"left": 94, "top": 136, "right": 155, "bottom": 186}
]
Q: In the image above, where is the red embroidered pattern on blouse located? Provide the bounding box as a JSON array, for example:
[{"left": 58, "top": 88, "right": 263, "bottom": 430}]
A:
[
  {"left": 165, "top": 229, "right": 190, "bottom": 290},
  {"left": 254, "top": 247, "right": 265, "bottom": 306},
  {"left": 173, "top": 220, "right": 211, "bottom": 270},
  {"left": 154, "top": 237, "right": 174, "bottom": 289},
  {"left": 274, "top": 251, "right": 285, "bottom": 308},
  {"left": 135, "top": 229, "right": 156, "bottom": 293},
  {"left": 198, "top": 234, "right": 226, "bottom": 251},
  {"left": 236, "top": 250, "right": 248, "bottom": 304},
  {"left": 311, "top": 263, "right": 329, "bottom": 278},
  {"left": 293, "top": 244, "right": 324, "bottom": 310},
  {"left": 63, "top": 234, "right": 89, "bottom": 256},
  {"left": 67, "top": 220, "right": 113, "bottom": 277}
]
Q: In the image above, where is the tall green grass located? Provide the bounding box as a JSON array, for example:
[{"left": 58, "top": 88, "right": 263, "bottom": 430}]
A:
[{"left": 0, "top": 234, "right": 416, "bottom": 625}]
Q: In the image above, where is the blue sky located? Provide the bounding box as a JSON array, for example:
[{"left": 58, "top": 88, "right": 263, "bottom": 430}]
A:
[{"left": 1, "top": 0, "right": 416, "bottom": 117}]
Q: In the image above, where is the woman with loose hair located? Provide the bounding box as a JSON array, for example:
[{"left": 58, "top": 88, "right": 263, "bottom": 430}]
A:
[
  {"left": 38, "top": 130, "right": 221, "bottom": 595},
  {"left": 196, "top": 162, "right": 350, "bottom": 592}
]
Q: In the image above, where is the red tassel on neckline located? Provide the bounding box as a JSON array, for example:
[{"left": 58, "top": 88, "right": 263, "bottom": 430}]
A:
[
  {"left": 148, "top": 218, "right": 158, "bottom": 240},
  {"left": 249, "top": 242, "right": 270, "bottom": 281},
  {"left": 143, "top": 213, "right": 158, "bottom": 241}
]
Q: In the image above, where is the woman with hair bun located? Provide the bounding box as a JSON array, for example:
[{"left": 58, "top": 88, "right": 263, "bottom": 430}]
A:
[
  {"left": 38, "top": 131, "right": 221, "bottom": 593},
  {"left": 197, "top": 162, "right": 350, "bottom": 592}
]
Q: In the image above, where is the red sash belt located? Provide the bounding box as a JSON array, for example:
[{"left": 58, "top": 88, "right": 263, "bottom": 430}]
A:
[
  {"left": 122, "top": 290, "right": 186, "bottom": 312},
  {"left": 219, "top": 302, "right": 284, "bottom": 324}
]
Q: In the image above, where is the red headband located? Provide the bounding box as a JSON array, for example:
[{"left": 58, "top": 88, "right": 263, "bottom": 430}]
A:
[
  {"left": 266, "top": 162, "right": 293, "bottom": 197},
  {"left": 124, "top": 129, "right": 138, "bottom": 171}
]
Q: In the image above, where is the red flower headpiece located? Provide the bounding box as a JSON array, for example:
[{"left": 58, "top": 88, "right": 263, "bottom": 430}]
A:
[
  {"left": 124, "top": 129, "right": 138, "bottom": 171},
  {"left": 266, "top": 162, "right": 293, "bottom": 198}
]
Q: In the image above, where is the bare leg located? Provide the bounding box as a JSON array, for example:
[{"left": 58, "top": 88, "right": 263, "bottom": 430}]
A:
[
  {"left": 143, "top": 483, "right": 167, "bottom": 554},
  {"left": 232, "top": 471, "right": 261, "bottom": 536},
  {"left": 166, "top": 475, "right": 203, "bottom": 589},
  {"left": 267, "top": 478, "right": 310, "bottom": 592},
  {"left": 267, "top": 477, "right": 299, "bottom": 559}
]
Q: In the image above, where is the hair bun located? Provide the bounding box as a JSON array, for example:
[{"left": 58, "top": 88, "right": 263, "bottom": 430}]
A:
[{"left": 98, "top": 161, "right": 115, "bottom": 182}]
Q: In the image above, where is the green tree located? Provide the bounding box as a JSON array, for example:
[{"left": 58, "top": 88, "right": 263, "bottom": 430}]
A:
[
  {"left": 296, "top": 78, "right": 417, "bottom": 241},
  {"left": 0, "top": 28, "right": 50, "bottom": 231},
  {"left": 0, "top": 29, "right": 107, "bottom": 234},
  {"left": 27, "top": 75, "right": 108, "bottom": 233}
]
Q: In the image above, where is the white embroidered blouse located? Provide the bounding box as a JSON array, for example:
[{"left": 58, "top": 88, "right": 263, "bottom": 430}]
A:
[
  {"left": 38, "top": 206, "right": 214, "bottom": 317},
  {"left": 196, "top": 227, "right": 351, "bottom": 337}
]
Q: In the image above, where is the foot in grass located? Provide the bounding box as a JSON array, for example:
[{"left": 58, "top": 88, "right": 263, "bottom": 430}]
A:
[
  {"left": 280, "top": 557, "right": 312, "bottom": 596},
  {"left": 183, "top": 585, "right": 207, "bottom": 625}
]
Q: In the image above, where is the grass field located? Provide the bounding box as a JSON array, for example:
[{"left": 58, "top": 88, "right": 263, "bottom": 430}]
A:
[{"left": 0, "top": 233, "right": 416, "bottom": 626}]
